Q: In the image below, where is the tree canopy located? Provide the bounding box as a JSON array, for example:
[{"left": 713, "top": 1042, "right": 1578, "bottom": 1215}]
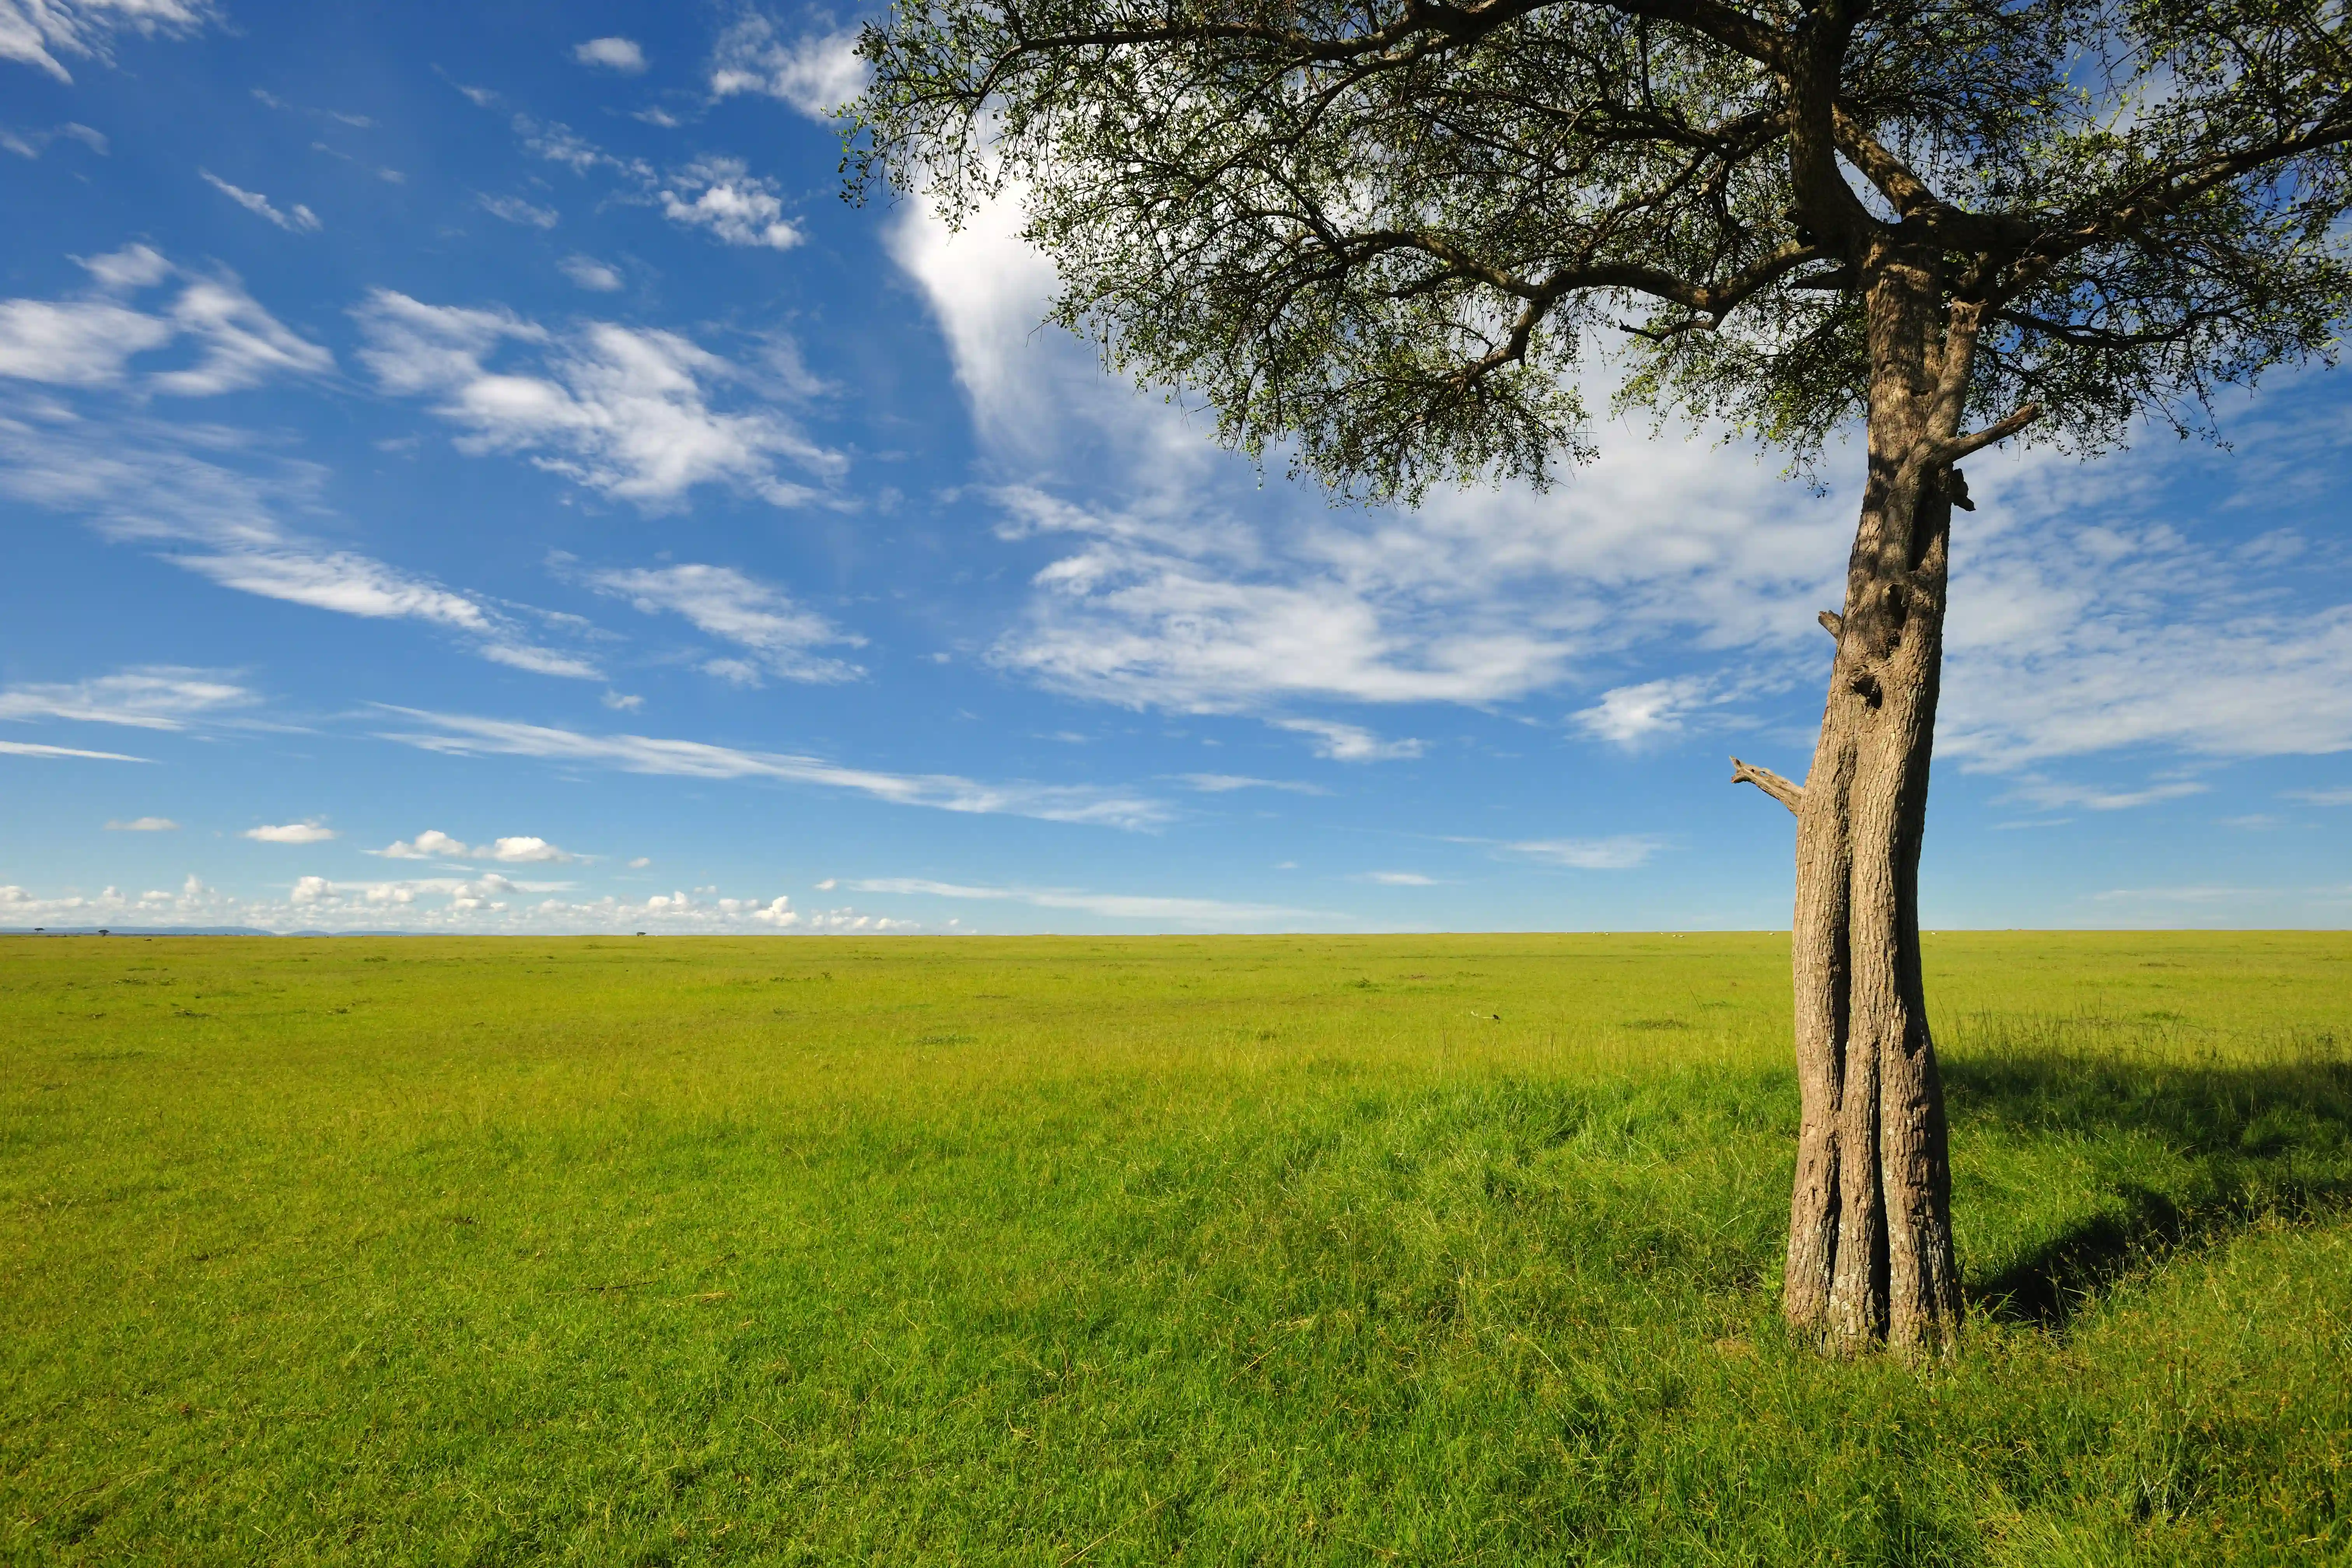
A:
[{"left": 852, "top": 0, "right": 2352, "bottom": 500}]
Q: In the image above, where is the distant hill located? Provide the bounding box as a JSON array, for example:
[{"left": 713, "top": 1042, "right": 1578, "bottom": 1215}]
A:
[{"left": 2, "top": 926, "right": 280, "bottom": 937}]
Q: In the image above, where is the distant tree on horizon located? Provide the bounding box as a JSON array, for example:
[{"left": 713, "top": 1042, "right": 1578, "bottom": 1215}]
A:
[{"left": 849, "top": 0, "right": 2352, "bottom": 1356}]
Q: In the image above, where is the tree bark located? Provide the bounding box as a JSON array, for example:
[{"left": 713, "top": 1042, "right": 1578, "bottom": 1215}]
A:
[{"left": 1770, "top": 246, "right": 1972, "bottom": 1358}]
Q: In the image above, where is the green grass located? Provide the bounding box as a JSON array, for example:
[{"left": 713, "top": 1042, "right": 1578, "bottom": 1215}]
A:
[{"left": 3, "top": 932, "right": 2349, "bottom": 1565}]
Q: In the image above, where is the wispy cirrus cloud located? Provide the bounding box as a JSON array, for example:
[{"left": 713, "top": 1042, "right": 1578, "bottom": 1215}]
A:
[
  {"left": 0, "top": 667, "right": 255, "bottom": 729},
  {"left": 0, "top": 405, "right": 601, "bottom": 678},
  {"left": 0, "top": 244, "right": 332, "bottom": 396},
  {"left": 847, "top": 876, "right": 1325, "bottom": 925},
  {"left": 1, "top": 121, "right": 106, "bottom": 158},
  {"left": 891, "top": 190, "right": 2352, "bottom": 804},
  {"left": 572, "top": 560, "right": 863, "bottom": 685},
  {"left": 1498, "top": 836, "right": 1664, "bottom": 870},
  {"left": 371, "top": 707, "right": 1174, "bottom": 830},
  {"left": 0, "top": 738, "right": 149, "bottom": 761},
  {"left": 1274, "top": 718, "right": 1425, "bottom": 762},
  {"left": 353, "top": 290, "right": 843, "bottom": 508},
  {"left": 200, "top": 171, "right": 319, "bottom": 233},
  {"left": 0, "top": 0, "right": 215, "bottom": 84},
  {"left": 1175, "top": 773, "right": 1330, "bottom": 795}
]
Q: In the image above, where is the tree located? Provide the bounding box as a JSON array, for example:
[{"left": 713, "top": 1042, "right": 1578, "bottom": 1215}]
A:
[{"left": 849, "top": 0, "right": 2352, "bottom": 1356}]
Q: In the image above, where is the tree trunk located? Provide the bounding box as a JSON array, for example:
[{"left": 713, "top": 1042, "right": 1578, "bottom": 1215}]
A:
[{"left": 1768, "top": 248, "right": 1973, "bottom": 1358}]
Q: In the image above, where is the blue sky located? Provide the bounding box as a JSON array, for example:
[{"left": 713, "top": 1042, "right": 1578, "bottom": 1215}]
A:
[{"left": 3, "top": 0, "right": 2350, "bottom": 935}]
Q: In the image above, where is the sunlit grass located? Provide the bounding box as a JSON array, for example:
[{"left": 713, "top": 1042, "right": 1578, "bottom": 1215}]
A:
[{"left": 3, "top": 932, "right": 2347, "bottom": 1564}]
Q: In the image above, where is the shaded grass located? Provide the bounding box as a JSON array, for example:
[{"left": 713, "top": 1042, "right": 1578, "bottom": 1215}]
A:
[{"left": 1, "top": 932, "right": 2348, "bottom": 1564}]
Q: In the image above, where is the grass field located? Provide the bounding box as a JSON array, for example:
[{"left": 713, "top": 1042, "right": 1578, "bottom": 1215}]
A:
[{"left": 3, "top": 932, "right": 2349, "bottom": 1566}]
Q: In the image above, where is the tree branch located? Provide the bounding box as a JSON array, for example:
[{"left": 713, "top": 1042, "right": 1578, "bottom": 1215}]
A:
[
  {"left": 1930, "top": 402, "right": 2041, "bottom": 465},
  {"left": 1731, "top": 756, "right": 1804, "bottom": 815}
]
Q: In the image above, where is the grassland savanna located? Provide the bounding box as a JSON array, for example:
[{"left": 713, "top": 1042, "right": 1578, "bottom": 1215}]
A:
[{"left": 4, "top": 933, "right": 2349, "bottom": 1564}]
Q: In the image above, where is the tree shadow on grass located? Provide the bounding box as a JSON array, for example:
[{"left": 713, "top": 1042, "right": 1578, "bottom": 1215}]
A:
[{"left": 1941, "top": 1023, "right": 2352, "bottom": 1329}]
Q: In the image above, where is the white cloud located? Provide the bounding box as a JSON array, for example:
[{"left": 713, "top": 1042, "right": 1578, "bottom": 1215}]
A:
[
  {"left": 0, "top": 0, "right": 213, "bottom": 84},
  {"left": 1362, "top": 871, "right": 1434, "bottom": 886},
  {"left": 77, "top": 240, "right": 166, "bottom": 289},
  {"left": 478, "top": 193, "right": 558, "bottom": 229},
  {"left": 372, "top": 706, "right": 1174, "bottom": 830},
  {"left": 200, "top": 171, "right": 320, "bottom": 233},
  {"left": 892, "top": 191, "right": 2352, "bottom": 810},
  {"left": 1998, "top": 775, "right": 2209, "bottom": 812},
  {"left": 1502, "top": 836, "right": 1664, "bottom": 870},
  {"left": 849, "top": 877, "right": 1325, "bottom": 925},
  {"left": 0, "top": 377, "right": 592, "bottom": 680},
  {"left": 105, "top": 816, "right": 176, "bottom": 829},
  {"left": 1575, "top": 677, "right": 1719, "bottom": 747},
  {"left": 709, "top": 18, "right": 865, "bottom": 118},
  {"left": 580, "top": 561, "right": 863, "bottom": 684},
  {"left": 572, "top": 36, "right": 646, "bottom": 73},
  {"left": 375, "top": 829, "right": 576, "bottom": 863},
  {"left": 560, "top": 255, "right": 623, "bottom": 292},
  {"left": 656, "top": 157, "right": 800, "bottom": 250},
  {"left": 245, "top": 821, "right": 334, "bottom": 844},
  {"left": 602, "top": 691, "right": 644, "bottom": 710},
  {"left": 353, "top": 289, "right": 843, "bottom": 508},
  {"left": 1, "top": 121, "right": 107, "bottom": 157},
  {"left": 0, "top": 297, "right": 172, "bottom": 385},
  {"left": 1176, "top": 773, "right": 1330, "bottom": 795},
  {"left": 483, "top": 835, "right": 572, "bottom": 863},
  {"left": 1275, "top": 718, "right": 1425, "bottom": 762},
  {"left": 627, "top": 856, "right": 651, "bottom": 869},
  {"left": 0, "top": 248, "right": 331, "bottom": 395},
  {"left": 889, "top": 196, "right": 1840, "bottom": 718},
  {"left": 0, "top": 739, "right": 148, "bottom": 760},
  {"left": 2286, "top": 786, "right": 2352, "bottom": 806},
  {"left": 0, "top": 667, "right": 254, "bottom": 728},
  {"left": 377, "top": 830, "right": 467, "bottom": 859}
]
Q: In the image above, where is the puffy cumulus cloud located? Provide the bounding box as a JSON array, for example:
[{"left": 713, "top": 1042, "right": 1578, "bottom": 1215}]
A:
[
  {"left": 523, "top": 890, "right": 914, "bottom": 934},
  {"left": 352, "top": 289, "right": 843, "bottom": 509},
  {"left": 105, "top": 816, "right": 177, "bottom": 830},
  {"left": 484, "top": 835, "right": 573, "bottom": 863},
  {"left": 374, "top": 830, "right": 579, "bottom": 863},
  {"left": 656, "top": 157, "right": 800, "bottom": 250},
  {"left": 198, "top": 171, "right": 319, "bottom": 234},
  {"left": 0, "top": 0, "right": 215, "bottom": 84},
  {"left": 560, "top": 255, "right": 624, "bottom": 292},
  {"left": 244, "top": 821, "right": 334, "bottom": 844},
  {"left": 571, "top": 35, "right": 645, "bottom": 73},
  {"left": 0, "top": 245, "right": 331, "bottom": 395},
  {"left": 376, "top": 829, "right": 469, "bottom": 859},
  {"left": 374, "top": 707, "right": 1174, "bottom": 830},
  {"left": 1274, "top": 718, "right": 1425, "bottom": 763},
  {"left": 708, "top": 17, "right": 865, "bottom": 119},
  {"left": 576, "top": 560, "right": 863, "bottom": 684},
  {"left": 0, "top": 666, "right": 254, "bottom": 729}
]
